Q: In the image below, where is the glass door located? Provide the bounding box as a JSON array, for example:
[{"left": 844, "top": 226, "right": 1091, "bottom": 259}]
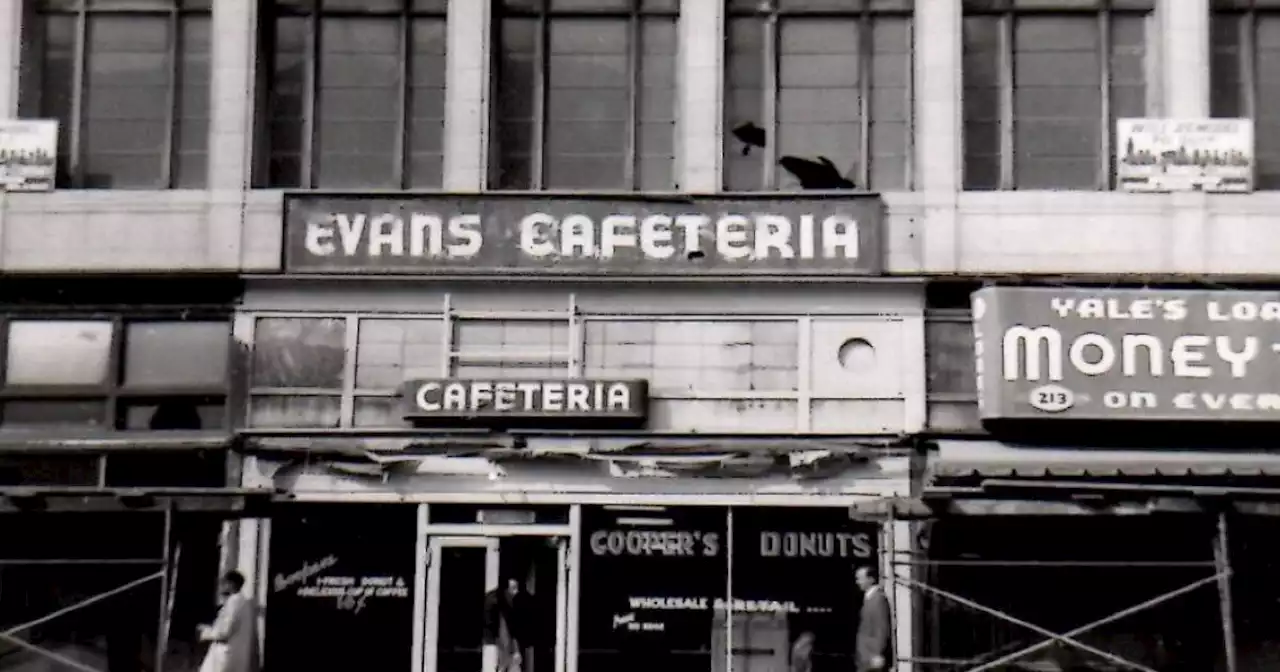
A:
[
  {"left": 426, "top": 537, "right": 501, "bottom": 672},
  {"left": 424, "top": 536, "right": 570, "bottom": 672}
]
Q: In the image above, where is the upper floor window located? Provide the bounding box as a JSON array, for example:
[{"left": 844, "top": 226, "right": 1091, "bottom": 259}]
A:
[
  {"left": 723, "top": 0, "right": 913, "bottom": 192},
  {"left": 962, "top": 0, "right": 1151, "bottom": 190},
  {"left": 0, "top": 316, "right": 231, "bottom": 430},
  {"left": 18, "top": 0, "right": 212, "bottom": 189},
  {"left": 1212, "top": 0, "right": 1280, "bottom": 188},
  {"left": 490, "top": 0, "right": 679, "bottom": 191},
  {"left": 258, "top": 0, "right": 448, "bottom": 189}
]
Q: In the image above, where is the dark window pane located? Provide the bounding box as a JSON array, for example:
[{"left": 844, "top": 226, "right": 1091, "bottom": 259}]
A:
[
  {"left": 926, "top": 319, "right": 977, "bottom": 396},
  {"left": 963, "top": 16, "right": 1002, "bottom": 189},
  {"left": 314, "top": 17, "right": 401, "bottom": 188},
  {"left": 408, "top": 17, "right": 447, "bottom": 187},
  {"left": 267, "top": 16, "right": 309, "bottom": 187},
  {"left": 578, "top": 505, "right": 728, "bottom": 672},
  {"left": 123, "top": 321, "right": 231, "bottom": 388},
  {"left": 493, "top": 17, "right": 538, "bottom": 189},
  {"left": 6, "top": 321, "right": 114, "bottom": 386},
  {"left": 1211, "top": 12, "right": 1245, "bottom": 118},
  {"left": 0, "top": 455, "right": 99, "bottom": 487},
  {"left": 249, "top": 395, "right": 342, "bottom": 428},
  {"left": 176, "top": 14, "right": 211, "bottom": 187},
  {"left": 251, "top": 318, "right": 347, "bottom": 389},
  {"left": 82, "top": 15, "right": 170, "bottom": 188},
  {"left": 29, "top": 14, "right": 77, "bottom": 184},
  {"left": 123, "top": 400, "right": 226, "bottom": 430},
  {"left": 1012, "top": 15, "right": 1102, "bottom": 189},
  {"left": 724, "top": 16, "right": 766, "bottom": 190},
  {"left": 3, "top": 400, "right": 108, "bottom": 428},
  {"left": 1256, "top": 15, "right": 1280, "bottom": 187}
]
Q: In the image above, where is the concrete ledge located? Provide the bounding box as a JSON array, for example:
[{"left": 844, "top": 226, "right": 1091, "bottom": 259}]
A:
[
  {"left": 0, "top": 189, "right": 284, "bottom": 273},
  {"left": 886, "top": 190, "right": 1280, "bottom": 277}
]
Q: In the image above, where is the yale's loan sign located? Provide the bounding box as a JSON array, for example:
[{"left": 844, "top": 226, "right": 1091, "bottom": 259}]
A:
[{"left": 973, "top": 287, "right": 1280, "bottom": 422}]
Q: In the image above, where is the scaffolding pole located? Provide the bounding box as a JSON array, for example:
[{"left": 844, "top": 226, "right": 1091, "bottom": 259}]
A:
[
  {"left": 155, "top": 504, "right": 174, "bottom": 672},
  {"left": 1215, "top": 512, "right": 1239, "bottom": 672}
]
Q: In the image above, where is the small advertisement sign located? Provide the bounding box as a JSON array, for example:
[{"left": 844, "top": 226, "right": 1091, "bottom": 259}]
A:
[
  {"left": 403, "top": 378, "right": 648, "bottom": 424},
  {"left": 1116, "top": 118, "right": 1253, "bottom": 193},
  {"left": 0, "top": 120, "right": 58, "bottom": 192},
  {"left": 974, "top": 287, "right": 1280, "bottom": 422}
]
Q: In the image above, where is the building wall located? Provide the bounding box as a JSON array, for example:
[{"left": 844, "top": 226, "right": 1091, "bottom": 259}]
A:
[{"left": 3, "top": 0, "right": 1273, "bottom": 276}]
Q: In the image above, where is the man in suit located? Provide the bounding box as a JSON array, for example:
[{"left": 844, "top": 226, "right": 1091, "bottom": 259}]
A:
[{"left": 854, "top": 566, "right": 893, "bottom": 672}]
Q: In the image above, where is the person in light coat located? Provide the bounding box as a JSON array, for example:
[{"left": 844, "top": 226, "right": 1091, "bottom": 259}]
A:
[{"left": 198, "top": 570, "right": 261, "bottom": 672}]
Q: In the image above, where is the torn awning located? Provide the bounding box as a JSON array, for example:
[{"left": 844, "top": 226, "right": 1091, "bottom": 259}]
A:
[{"left": 929, "top": 439, "right": 1280, "bottom": 479}]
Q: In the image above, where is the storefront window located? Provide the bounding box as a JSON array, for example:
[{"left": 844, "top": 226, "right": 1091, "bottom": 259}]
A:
[
  {"left": 264, "top": 505, "right": 418, "bottom": 672},
  {"left": 578, "top": 505, "right": 880, "bottom": 672}
]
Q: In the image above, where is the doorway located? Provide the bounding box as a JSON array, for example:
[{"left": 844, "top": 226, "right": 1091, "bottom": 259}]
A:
[{"left": 424, "top": 535, "right": 570, "bottom": 672}]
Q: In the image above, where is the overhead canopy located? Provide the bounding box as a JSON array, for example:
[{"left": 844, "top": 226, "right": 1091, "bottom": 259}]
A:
[{"left": 929, "top": 439, "right": 1280, "bottom": 479}]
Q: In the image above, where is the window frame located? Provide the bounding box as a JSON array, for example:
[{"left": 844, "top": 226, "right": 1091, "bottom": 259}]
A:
[
  {"left": 24, "top": 0, "right": 211, "bottom": 189},
  {"left": 1210, "top": 0, "right": 1280, "bottom": 185},
  {"left": 488, "top": 0, "right": 681, "bottom": 191},
  {"left": 257, "top": 0, "right": 449, "bottom": 189},
  {"left": 244, "top": 311, "right": 812, "bottom": 430},
  {"left": 961, "top": 0, "right": 1153, "bottom": 191},
  {"left": 0, "top": 311, "right": 233, "bottom": 430},
  {"left": 722, "top": 0, "right": 915, "bottom": 191}
]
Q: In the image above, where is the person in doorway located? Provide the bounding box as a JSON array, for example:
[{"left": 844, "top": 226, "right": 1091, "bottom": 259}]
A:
[
  {"left": 484, "top": 576, "right": 532, "bottom": 672},
  {"left": 198, "top": 570, "right": 260, "bottom": 672},
  {"left": 854, "top": 566, "right": 893, "bottom": 672},
  {"left": 790, "top": 631, "right": 816, "bottom": 672}
]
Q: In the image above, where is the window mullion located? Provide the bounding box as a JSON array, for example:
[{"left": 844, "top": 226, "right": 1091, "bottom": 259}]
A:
[
  {"left": 105, "top": 317, "right": 126, "bottom": 430},
  {"left": 162, "top": 7, "right": 181, "bottom": 188},
  {"left": 903, "top": 13, "right": 915, "bottom": 190},
  {"left": 69, "top": 9, "right": 90, "bottom": 188},
  {"left": 1098, "top": 9, "right": 1112, "bottom": 191},
  {"left": 301, "top": 5, "right": 320, "bottom": 189},
  {"left": 626, "top": 6, "right": 641, "bottom": 191},
  {"left": 763, "top": 11, "right": 779, "bottom": 190},
  {"left": 857, "top": 11, "right": 872, "bottom": 190},
  {"left": 998, "top": 12, "right": 1015, "bottom": 190},
  {"left": 1243, "top": 11, "right": 1258, "bottom": 122},
  {"left": 533, "top": 5, "right": 551, "bottom": 190},
  {"left": 396, "top": 10, "right": 412, "bottom": 188},
  {"left": 339, "top": 316, "right": 359, "bottom": 429}
]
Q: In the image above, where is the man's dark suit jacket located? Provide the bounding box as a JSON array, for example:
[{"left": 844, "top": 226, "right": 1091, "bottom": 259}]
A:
[{"left": 855, "top": 587, "right": 893, "bottom": 672}]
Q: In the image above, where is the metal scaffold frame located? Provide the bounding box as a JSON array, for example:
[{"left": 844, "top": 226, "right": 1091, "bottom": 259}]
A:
[{"left": 870, "top": 507, "right": 1240, "bottom": 672}]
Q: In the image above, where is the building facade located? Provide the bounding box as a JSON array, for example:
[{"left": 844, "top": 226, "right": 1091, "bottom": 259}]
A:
[{"left": 3, "top": 1, "right": 1280, "bottom": 672}]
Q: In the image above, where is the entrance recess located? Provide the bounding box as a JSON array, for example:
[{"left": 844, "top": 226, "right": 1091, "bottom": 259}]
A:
[{"left": 424, "top": 535, "right": 570, "bottom": 672}]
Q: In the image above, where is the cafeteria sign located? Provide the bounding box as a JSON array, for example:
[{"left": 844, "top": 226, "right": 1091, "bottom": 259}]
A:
[
  {"left": 973, "top": 287, "right": 1280, "bottom": 422},
  {"left": 403, "top": 378, "right": 648, "bottom": 425},
  {"left": 284, "top": 194, "right": 883, "bottom": 275}
]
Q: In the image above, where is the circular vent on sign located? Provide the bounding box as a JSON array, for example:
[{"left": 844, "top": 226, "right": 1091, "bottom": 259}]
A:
[{"left": 837, "top": 337, "right": 876, "bottom": 373}]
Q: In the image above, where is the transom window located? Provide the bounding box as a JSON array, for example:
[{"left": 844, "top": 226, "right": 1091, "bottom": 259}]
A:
[
  {"left": 259, "top": 0, "right": 448, "bottom": 188},
  {"left": 0, "top": 316, "right": 231, "bottom": 430},
  {"left": 19, "top": 0, "right": 212, "bottom": 188},
  {"left": 723, "top": 0, "right": 914, "bottom": 192},
  {"left": 962, "top": 0, "right": 1152, "bottom": 190},
  {"left": 247, "top": 313, "right": 802, "bottom": 429},
  {"left": 490, "top": 0, "right": 679, "bottom": 190}
]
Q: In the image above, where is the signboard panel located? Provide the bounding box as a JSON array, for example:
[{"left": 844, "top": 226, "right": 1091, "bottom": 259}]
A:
[
  {"left": 973, "top": 287, "right": 1280, "bottom": 422},
  {"left": 0, "top": 120, "right": 57, "bottom": 192},
  {"left": 403, "top": 378, "right": 648, "bottom": 422},
  {"left": 1116, "top": 118, "right": 1253, "bottom": 193},
  {"left": 284, "top": 194, "right": 884, "bottom": 275}
]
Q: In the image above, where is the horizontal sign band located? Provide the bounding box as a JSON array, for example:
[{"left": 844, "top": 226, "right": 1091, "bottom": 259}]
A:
[{"left": 285, "top": 195, "right": 883, "bottom": 275}]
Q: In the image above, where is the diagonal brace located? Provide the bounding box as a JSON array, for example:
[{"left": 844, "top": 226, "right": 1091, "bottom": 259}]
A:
[
  {"left": 897, "top": 574, "right": 1219, "bottom": 672},
  {"left": 1, "top": 571, "right": 164, "bottom": 638},
  {"left": 956, "top": 573, "right": 1225, "bottom": 672},
  {"left": 0, "top": 630, "right": 102, "bottom": 672}
]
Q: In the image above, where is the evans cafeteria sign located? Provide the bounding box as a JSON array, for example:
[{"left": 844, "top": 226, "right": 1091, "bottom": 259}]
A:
[
  {"left": 973, "top": 287, "right": 1280, "bottom": 422},
  {"left": 284, "top": 194, "right": 883, "bottom": 275},
  {"left": 403, "top": 378, "right": 647, "bottom": 422}
]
